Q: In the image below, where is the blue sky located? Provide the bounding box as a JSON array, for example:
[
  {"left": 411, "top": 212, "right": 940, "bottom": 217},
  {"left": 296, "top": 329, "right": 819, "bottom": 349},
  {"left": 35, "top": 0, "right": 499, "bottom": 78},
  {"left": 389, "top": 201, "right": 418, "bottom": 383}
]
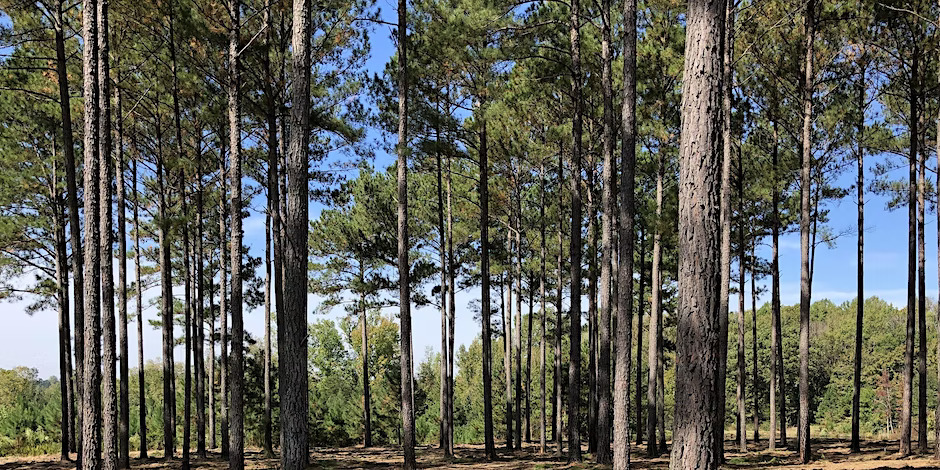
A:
[{"left": 0, "top": 3, "right": 933, "bottom": 379}]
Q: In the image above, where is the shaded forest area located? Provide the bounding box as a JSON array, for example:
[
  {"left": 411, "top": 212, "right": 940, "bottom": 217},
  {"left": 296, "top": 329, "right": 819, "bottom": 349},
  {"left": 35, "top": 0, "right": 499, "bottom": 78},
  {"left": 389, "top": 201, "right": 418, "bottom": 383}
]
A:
[{"left": 0, "top": 0, "right": 938, "bottom": 467}]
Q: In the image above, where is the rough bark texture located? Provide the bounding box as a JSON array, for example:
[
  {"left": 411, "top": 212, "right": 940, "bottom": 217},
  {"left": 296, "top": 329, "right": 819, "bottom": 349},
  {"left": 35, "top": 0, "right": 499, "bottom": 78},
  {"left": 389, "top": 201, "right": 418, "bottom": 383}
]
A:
[
  {"left": 647, "top": 152, "right": 663, "bottom": 458},
  {"left": 736, "top": 130, "right": 746, "bottom": 454},
  {"left": 396, "top": 0, "right": 416, "bottom": 464},
  {"left": 554, "top": 150, "right": 563, "bottom": 456},
  {"left": 479, "top": 118, "right": 496, "bottom": 461},
  {"left": 446, "top": 150, "right": 456, "bottom": 457},
  {"left": 798, "top": 0, "right": 816, "bottom": 462},
  {"left": 539, "top": 162, "right": 547, "bottom": 455},
  {"left": 361, "top": 296, "right": 372, "bottom": 447},
  {"left": 262, "top": 0, "right": 277, "bottom": 456},
  {"left": 596, "top": 0, "right": 615, "bottom": 459},
  {"left": 115, "top": 83, "right": 130, "bottom": 469},
  {"left": 525, "top": 277, "right": 533, "bottom": 444},
  {"left": 53, "top": 1, "right": 82, "bottom": 455},
  {"left": 98, "top": 2, "right": 118, "bottom": 467},
  {"left": 851, "top": 67, "right": 865, "bottom": 454},
  {"left": 935, "top": 39, "right": 940, "bottom": 460},
  {"left": 503, "top": 272, "right": 513, "bottom": 450},
  {"left": 567, "top": 0, "right": 583, "bottom": 458},
  {"left": 219, "top": 132, "right": 230, "bottom": 460},
  {"left": 751, "top": 240, "right": 759, "bottom": 443},
  {"left": 769, "top": 112, "right": 782, "bottom": 451},
  {"left": 80, "top": 0, "right": 102, "bottom": 464},
  {"left": 195, "top": 135, "right": 206, "bottom": 459},
  {"left": 515, "top": 219, "right": 523, "bottom": 450},
  {"left": 917, "top": 75, "right": 927, "bottom": 455},
  {"left": 283, "top": 0, "right": 312, "bottom": 466},
  {"left": 52, "top": 170, "right": 71, "bottom": 462},
  {"left": 612, "top": 0, "right": 637, "bottom": 466},
  {"left": 132, "top": 156, "right": 147, "bottom": 459},
  {"left": 668, "top": 0, "right": 724, "bottom": 467},
  {"left": 900, "top": 40, "right": 918, "bottom": 462},
  {"left": 715, "top": 0, "right": 734, "bottom": 456},
  {"left": 436, "top": 127, "right": 448, "bottom": 453},
  {"left": 635, "top": 227, "right": 645, "bottom": 447}
]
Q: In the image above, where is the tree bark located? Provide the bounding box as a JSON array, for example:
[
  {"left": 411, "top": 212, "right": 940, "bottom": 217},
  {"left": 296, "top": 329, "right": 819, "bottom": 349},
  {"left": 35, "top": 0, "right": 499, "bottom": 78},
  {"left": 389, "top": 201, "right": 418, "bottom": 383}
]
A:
[
  {"left": 850, "top": 65, "right": 865, "bottom": 454},
  {"left": 98, "top": 2, "right": 118, "bottom": 467},
  {"left": 219, "top": 127, "right": 230, "bottom": 460},
  {"left": 553, "top": 148, "right": 563, "bottom": 456},
  {"left": 515, "top": 210, "right": 523, "bottom": 449},
  {"left": 361, "top": 290, "right": 372, "bottom": 447},
  {"left": 916, "top": 65, "right": 927, "bottom": 455},
  {"left": 635, "top": 226, "right": 645, "bottom": 447},
  {"left": 526, "top": 276, "right": 533, "bottom": 444},
  {"left": 612, "top": 6, "right": 638, "bottom": 457},
  {"left": 769, "top": 110, "right": 783, "bottom": 451},
  {"left": 436, "top": 114, "right": 448, "bottom": 453},
  {"left": 115, "top": 82, "right": 130, "bottom": 469},
  {"left": 80, "top": 0, "right": 102, "bottom": 464},
  {"left": 52, "top": 165, "right": 71, "bottom": 462},
  {"left": 539, "top": 161, "right": 547, "bottom": 454},
  {"left": 282, "top": 0, "right": 312, "bottom": 467},
  {"left": 567, "top": 0, "right": 583, "bottom": 457},
  {"left": 195, "top": 130, "right": 207, "bottom": 459},
  {"left": 132, "top": 154, "right": 147, "bottom": 458},
  {"left": 396, "top": 0, "right": 416, "bottom": 464},
  {"left": 715, "top": 0, "right": 734, "bottom": 459},
  {"left": 596, "top": 0, "right": 616, "bottom": 459},
  {"left": 668, "top": 0, "right": 724, "bottom": 467},
  {"left": 503, "top": 270, "right": 513, "bottom": 450},
  {"left": 446, "top": 147, "right": 456, "bottom": 457},
  {"left": 262, "top": 0, "right": 278, "bottom": 457},
  {"left": 479, "top": 117, "right": 496, "bottom": 461},
  {"left": 736, "top": 131, "right": 747, "bottom": 454},
  {"left": 750, "top": 238, "right": 758, "bottom": 444},
  {"left": 647, "top": 151, "right": 664, "bottom": 458},
  {"left": 797, "top": 0, "right": 816, "bottom": 462},
  {"left": 52, "top": 1, "right": 83, "bottom": 456}
]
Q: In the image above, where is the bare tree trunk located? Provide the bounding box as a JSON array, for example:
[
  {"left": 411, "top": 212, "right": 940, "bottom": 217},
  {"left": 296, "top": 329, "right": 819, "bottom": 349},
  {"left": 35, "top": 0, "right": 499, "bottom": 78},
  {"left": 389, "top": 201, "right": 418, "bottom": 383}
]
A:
[
  {"left": 182, "top": 174, "right": 192, "bottom": 470},
  {"left": 54, "top": 3, "right": 84, "bottom": 457},
  {"left": 132, "top": 154, "right": 147, "bottom": 459},
  {"left": 596, "top": 0, "right": 616, "bottom": 458},
  {"left": 553, "top": 149, "right": 563, "bottom": 456},
  {"left": 446, "top": 148, "right": 456, "bottom": 457},
  {"left": 539, "top": 161, "right": 547, "bottom": 455},
  {"left": 526, "top": 278, "right": 533, "bottom": 444},
  {"left": 195, "top": 130, "right": 206, "bottom": 459},
  {"left": 436, "top": 116, "right": 448, "bottom": 453},
  {"left": 219, "top": 129, "right": 229, "bottom": 460},
  {"left": 361, "top": 289, "right": 372, "bottom": 447},
  {"left": 80, "top": 0, "right": 102, "bottom": 463},
  {"left": 503, "top": 270, "right": 513, "bottom": 451},
  {"left": 480, "top": 117, "right": 496, "bottom": 461},
  {"left": 850, "top": 65, "right": 865, "bottom": 454},
  {"left": 226, "top": 1, "right": 245, "bottom": 466},
  {"left": 736, "top": 137, "right": 747, "bottom": 454},
  {"left": 715, "top": 0, "right": 734, "bottom": 459},
  {"left": 53, "top": 0, "right": 82, "bottom": 456},
  {"left": 647, "top": 152, "right": 664, "bottom": 458},
  {"left": 396, "top": 0, "right": 415, "bottom": 464},
  {"left": 935, "top": 37, "right": 940, "bottom": 460},
  {"left": 567, "top": 0, "right": 584, "bottom": 457},
  {"left": 635, "top": 226, "right": 645, "bottom": 447},
  {"left": 207, "top": 248, "right": 216, "bottom": 452},
  {"left": 612, "top": 4, "right": 637, "bottom": 459},
  {"left": 587, "top": 165, "right": 597, "bottom": 456},
  {"left": 750, "top": 239, "right": 759, "bottom": 444},
  {"left": 668, "top": 0, "right": 724, "bottom": 466},
  {"left": 769, "top": 111, "right": 782, "bottom": 451},
  {"left": 917, "top": 72, "right": 927, "bottom": 456},
  {"left": 115, "top": 83, "right": 130, "bottom": 469},
  {"left": 797, "top": 0, "right": 816, "bottom": 462},
  {"left": 52, "top": 165, "right": 72, "bottom": 462},
  {"left": 261, "top": 0, "right": 277, "bottom": 456},
  {"left": 98, "top": 2, "right": 118, "bottom": 466},
  {"left": 282, "top": 0, "right": 312, "bottom": 467},
  {"left": 515, "top": 211, "right": 523, "bottom": 449}
]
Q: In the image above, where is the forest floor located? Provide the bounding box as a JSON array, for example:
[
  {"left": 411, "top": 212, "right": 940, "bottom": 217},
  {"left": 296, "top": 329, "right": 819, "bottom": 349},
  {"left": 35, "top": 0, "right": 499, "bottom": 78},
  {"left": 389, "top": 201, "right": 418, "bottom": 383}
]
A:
[{"left": 3, "top": 439, "right": 940, "bottom": 469}]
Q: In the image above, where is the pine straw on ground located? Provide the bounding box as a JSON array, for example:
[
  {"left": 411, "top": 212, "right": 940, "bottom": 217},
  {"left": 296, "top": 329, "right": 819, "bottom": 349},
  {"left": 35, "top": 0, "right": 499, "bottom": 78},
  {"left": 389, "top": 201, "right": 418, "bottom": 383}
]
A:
[{"left": 2, "top": 439, "right": 940, "bottom": 469}]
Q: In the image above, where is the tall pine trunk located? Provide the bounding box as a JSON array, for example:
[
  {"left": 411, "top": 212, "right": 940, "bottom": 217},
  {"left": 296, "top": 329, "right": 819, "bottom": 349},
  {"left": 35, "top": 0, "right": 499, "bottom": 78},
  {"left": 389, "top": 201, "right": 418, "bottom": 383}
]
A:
[
  {"left": 635, "top": 226, "right": 645, "bottom": 446},
  {"left": 261, "top": 0, "right": 278, "bottom": 456},
  {"left": 736, "top": 137, "right": 746, "bottom": 453},
  {"left": 52, "top": 166, "right": 72, "bottom": 462},
  {"left": 132, "top": 154, "right": 147, "bottom": 458},
  {"left": 647, "top": 151, "right": 664, "bottom": 457},
  {"left": 115, "top": 83, "right": 130, "bottom": 469},
  {"left": 596, "top": 0, "right": 616, "bottom": 459},
  {"left": 567, "top": 0, "right": 583, "bottom": 458},
  {"left": 80, "top": 0, "right": 102, "bottom": 463},
  {"left": 396, "top": 0, "right": 416, "bottom": 464},
  {"left": 751, "top": 238, "right": 759, "bottom": 443},
  {"left": 503, "top": 270, "right": 513, "bottom": 450},
  {"left": 553, "top": 149, "right": 563, "bottom": 456},
  {"left": 668, "top": 0, "right": 724, "bottom": 466},
  {"left": 916, "top": 70, "right": 927, "bottom": 455},
  {"left": 797, "top": 0, "right": 816, "bottom": 462},
  {"left": 53, "top": 1, "right": 83, "bottom": 455},
  {"left": 219, "top": 128, "right": 230, "bottom": 460},
  {"left": 479, "top": 117, "right": 496, "bottom": 461},
  {"left": 539, "top": 161, "right": 547, "bottom": 454},
  {"left": 282, "top": 0, "right": 312, "bottom": 466},
  {"left": 515, "top": 209, "right": 523, "bottom": 449},
  {"left": 769, "top": 111, "right": 783, "bottom": 451},
  {"left": 850, "top": 65, "right": 865, "bottom": 453}
]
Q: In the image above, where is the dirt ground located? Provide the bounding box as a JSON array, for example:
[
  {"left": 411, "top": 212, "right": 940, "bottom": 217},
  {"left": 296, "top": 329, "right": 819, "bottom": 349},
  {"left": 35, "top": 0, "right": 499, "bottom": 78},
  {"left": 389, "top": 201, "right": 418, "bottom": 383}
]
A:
[{"left": 3, "top": 439, "right": 940, "bottom": 469}]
